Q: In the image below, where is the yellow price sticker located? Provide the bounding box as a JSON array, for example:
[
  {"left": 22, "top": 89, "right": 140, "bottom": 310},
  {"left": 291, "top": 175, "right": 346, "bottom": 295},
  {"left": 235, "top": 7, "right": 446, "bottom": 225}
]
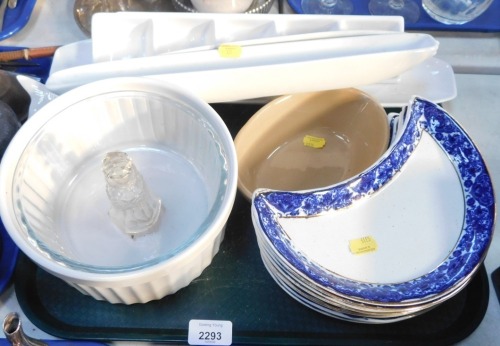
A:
[
  {"left": 303, "top": 135, "right": 326, "bottom": 149},
  {"left": 218, "top": 44, "right": 242, "bottom": 58},
  {"left": 349, "top": 236, "right": 378, "bottom": 255}
]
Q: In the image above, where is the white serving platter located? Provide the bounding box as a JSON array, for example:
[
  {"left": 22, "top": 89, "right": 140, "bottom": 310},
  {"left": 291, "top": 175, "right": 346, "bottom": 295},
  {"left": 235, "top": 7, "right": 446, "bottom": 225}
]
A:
[
  {"left": 359, "top": 57, "right": 456, "bottom": 107},
  {"left": 90, "top": 12, "right": 404, "bottom": 62},
  {"left": 47, "top": 36, "right": 455, "bottom": 106},
  {"left": 45, "top": 32, "right": 438, "bottom": 99},
  {"left": 45, "top": 12, "right": 448, "bottom": 103}
]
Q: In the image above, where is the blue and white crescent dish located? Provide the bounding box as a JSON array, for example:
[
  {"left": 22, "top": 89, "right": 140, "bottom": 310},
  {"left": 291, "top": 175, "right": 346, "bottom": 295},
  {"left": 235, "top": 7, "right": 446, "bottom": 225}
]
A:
[{"left": 252, "top": 97, "right": 495, "bottom": 306}]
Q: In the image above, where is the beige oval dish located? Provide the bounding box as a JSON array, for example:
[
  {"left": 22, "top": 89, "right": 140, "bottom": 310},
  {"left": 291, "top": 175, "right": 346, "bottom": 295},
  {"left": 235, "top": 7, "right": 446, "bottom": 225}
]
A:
[{"left": 235, "top": 88, "right": 390, "bottom": 200}]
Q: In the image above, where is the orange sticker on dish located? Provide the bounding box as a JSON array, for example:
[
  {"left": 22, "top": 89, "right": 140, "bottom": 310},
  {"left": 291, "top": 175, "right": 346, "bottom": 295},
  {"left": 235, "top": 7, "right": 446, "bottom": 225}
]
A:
[
  {"left": 349, "top": 236, "right": 377, "bottom": 255},
  {"left": 218, "top": 44, "right": 242, "bottom": 58},
  {"left": 303, "top": 135, "right": 326, "bottom": 149}
]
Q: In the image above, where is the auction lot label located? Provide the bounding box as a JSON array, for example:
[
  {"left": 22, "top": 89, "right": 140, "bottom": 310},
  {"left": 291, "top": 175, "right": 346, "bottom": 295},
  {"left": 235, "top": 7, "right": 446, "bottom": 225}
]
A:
[{"left": 188, "top": 319, "right": 233, "bottom": 345}]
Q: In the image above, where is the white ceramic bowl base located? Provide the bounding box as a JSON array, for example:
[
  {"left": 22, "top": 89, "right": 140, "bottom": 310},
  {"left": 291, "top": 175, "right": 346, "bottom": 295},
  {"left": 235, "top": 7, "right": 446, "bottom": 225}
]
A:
[{"left": 0, "top": 78, "right": 238, "bottom": 304}]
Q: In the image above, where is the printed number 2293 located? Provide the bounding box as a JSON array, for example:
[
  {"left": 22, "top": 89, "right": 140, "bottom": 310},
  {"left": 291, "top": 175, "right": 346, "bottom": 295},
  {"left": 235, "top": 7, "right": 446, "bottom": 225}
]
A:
[
  {"left": 188, "top": 320, "right": 232, "bottom": 345},
  {"left": 199, "top": 331, "right": 222, "bottom": 341}
]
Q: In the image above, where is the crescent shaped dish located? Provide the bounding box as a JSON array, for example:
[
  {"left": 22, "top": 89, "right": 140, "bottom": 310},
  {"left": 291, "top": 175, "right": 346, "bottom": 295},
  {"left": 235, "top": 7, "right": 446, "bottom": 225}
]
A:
[{"left": 252, "top": 98, "right": 495, "bottom": 307}]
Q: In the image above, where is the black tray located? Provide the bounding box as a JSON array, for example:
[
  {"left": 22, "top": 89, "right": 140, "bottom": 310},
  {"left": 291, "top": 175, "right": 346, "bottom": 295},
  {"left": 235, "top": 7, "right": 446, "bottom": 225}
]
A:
[{"left": 14, "top": 104, "right": 489, "bottom": 345}]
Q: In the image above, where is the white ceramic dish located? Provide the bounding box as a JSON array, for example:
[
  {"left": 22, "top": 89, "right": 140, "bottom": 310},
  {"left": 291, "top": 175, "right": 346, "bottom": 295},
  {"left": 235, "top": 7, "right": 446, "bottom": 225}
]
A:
[
  {"left": 48, "top": 36, "right": 456, "bottom": 106},
  {"left": 359, "top": 57, "right": 456, "bottom": 107},
  {"left": 251, "top": 98, "right": 495, "bottom": 319},
  {"left": 173, "top": 0, "right": 275, "bottom": 13},
  {"left": 47, "top": 12, "right": 419, "bottom": 97},
  {"left": 258, "top": 243, "right": 437, "bottom": 323},
  {"left": 73, "top": 0, "right": 172, "bottom": 37},
  {"left": 15, "top": 75, "right": 58, "bottom": 117},
  {"left": 49, "top": 13, "right": 451, "bottom": 104},
  {"left": 0, "top": 77, "right": 238, "bottom": 304},
  {"left": 45, "top": 31, "right": 438, "bottom": 99},
  {"left": 256, "top": 210, "right": 473, "bottom": 319},
  {"left": 49, "top": 39, "right": 93, "bottom": 73},
  {"left": 90, "top": 12, "right": 403, "bottom": 62},
  {"left": 189, "top": 0, "right": 255, "bottom": 13}
]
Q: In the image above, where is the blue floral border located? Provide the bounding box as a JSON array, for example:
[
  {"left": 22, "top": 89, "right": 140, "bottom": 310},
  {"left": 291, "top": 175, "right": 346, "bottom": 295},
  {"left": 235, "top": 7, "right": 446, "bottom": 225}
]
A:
[{"left": 253, "top": 97, "right": 495, "bottom": 303}]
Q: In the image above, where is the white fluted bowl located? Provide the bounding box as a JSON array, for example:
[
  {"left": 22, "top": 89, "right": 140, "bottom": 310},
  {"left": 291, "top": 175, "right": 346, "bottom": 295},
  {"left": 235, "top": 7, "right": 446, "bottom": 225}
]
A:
[{"left": 0, "top": 77, "right": 237, "bottom": 304}]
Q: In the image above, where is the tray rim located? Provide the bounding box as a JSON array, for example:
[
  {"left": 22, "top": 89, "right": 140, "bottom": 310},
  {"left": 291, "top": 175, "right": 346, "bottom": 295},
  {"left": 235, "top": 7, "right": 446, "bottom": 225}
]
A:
[{"left": 14, "top": 224, "right": 489, "bottom": 345}]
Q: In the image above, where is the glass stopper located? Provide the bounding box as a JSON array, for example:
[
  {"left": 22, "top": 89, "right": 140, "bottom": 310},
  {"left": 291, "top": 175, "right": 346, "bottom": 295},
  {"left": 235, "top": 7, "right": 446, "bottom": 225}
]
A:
[{"left": 103, "top": 151, "right": 162, "bottom": 236}]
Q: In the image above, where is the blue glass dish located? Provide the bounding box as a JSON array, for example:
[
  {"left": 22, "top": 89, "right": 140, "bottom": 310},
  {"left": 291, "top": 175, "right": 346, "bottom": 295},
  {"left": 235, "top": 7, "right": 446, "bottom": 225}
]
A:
[{"left": 0, "top": 0, "right": 37, "bottom": 41}]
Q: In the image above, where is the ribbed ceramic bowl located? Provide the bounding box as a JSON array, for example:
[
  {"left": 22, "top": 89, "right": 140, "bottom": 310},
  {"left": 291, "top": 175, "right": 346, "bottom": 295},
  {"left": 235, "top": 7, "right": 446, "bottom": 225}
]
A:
[{"left": 0, "top": 77, "right": 237, "bottom": 304}]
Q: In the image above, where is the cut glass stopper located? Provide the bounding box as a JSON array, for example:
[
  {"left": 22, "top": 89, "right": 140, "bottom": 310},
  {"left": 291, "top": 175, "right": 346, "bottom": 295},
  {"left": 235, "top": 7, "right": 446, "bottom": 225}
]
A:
[{"left": 103, "top": 151, "right": 162, "bottom": 236}]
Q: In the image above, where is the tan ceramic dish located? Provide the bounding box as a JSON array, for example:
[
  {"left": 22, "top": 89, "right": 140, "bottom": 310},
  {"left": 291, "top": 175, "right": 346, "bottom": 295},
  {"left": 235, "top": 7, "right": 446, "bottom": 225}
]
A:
[{"left": 235, "top": 88, "right": 390, "bottom": 200}]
